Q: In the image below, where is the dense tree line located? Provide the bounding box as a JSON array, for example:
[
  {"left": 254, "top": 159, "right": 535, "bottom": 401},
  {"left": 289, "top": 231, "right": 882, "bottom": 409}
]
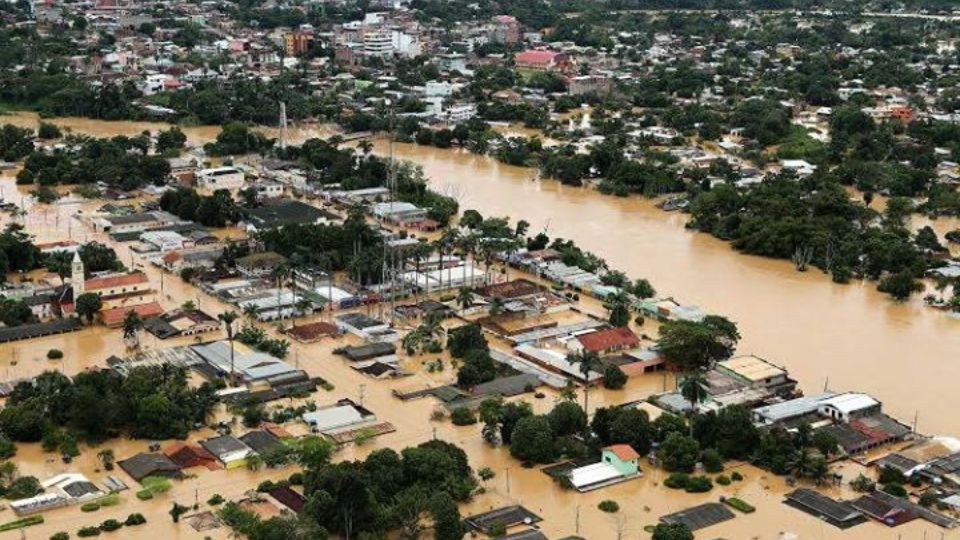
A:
[
  {"left": 688, "top": 172, "right": 934, "bottom": 299},
  {"left": 0, "top": 367, "right": 218, "bottom": 450},
  {"left": 15, "top": 134, "right": 170, "bottom": 190},
  {"left": 160, "top": 188, "right": 242, "bottom": 227}
]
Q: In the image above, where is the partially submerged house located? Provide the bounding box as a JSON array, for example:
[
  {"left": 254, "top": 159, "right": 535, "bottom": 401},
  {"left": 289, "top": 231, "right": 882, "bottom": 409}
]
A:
[
  {"left": 200, "top": 435, "right": 254, "bottom": 469},
  {"left": 567, "top": 444, "right": 641, "bottom": 492},
  {"left": 118, "top": 452, "right": 182, "bottom": 482}
]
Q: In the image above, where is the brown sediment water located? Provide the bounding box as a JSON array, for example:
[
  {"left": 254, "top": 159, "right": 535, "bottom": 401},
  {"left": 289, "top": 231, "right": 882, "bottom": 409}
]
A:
[
  {"left": 369, "top": 142, "right": 960, "bottom": 437},
  {"left": 0, "top": 116, "right": 957, "bottom": 538}
]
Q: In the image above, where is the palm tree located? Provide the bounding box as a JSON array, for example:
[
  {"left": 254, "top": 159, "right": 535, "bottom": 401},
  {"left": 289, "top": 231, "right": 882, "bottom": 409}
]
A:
[
  {"left": 295, "top": 298, "right": 313, "bottom": 320},
  {"left": 679, "top": 371, "right": 709, "bottom": 413},
  {"left": 787, "top": 449, "right": 814, "bottom": 481},
  {"left": 456, "top": 287, "right": 474, "bottom": 313},
  {"left": 242, "top": 303, "right": 259, "bottom": 322},
  {"left": 97, "top": 449, "right": 115, "bottom": 471},
  {"left": 603, "top": 290, "right": 632, "bottom": 327},
  {"left": 122, "top": 311, "right": 144, "bottom": 349},
  {"left": 357, "top": 139, "right": 374, "bottom": 158},
  {"left": 218, "top": 311, "right": 239, "bottom": 385},
  {"left": 489, "top": 296, "right": 505, "bottom": 316},
  {"left": 566, "top": 349, "right": 602, "bottom": 420},
  {"left": 272, "top": 262, "right": 291, "bottom": 325}
]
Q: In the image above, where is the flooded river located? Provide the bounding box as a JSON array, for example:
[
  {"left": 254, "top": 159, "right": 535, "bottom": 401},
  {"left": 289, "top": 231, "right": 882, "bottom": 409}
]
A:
[
  {"left": 370, "top": 142, "right": 960, "bottom": 437},
  {"left": 0, "top": 113, "right": 958, "bottom": 539}
]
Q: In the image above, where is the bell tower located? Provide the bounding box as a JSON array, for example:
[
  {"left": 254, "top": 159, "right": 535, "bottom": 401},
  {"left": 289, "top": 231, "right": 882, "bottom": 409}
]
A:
[{"left": 71, "top": 252, "right": 85, "bottom": 295}]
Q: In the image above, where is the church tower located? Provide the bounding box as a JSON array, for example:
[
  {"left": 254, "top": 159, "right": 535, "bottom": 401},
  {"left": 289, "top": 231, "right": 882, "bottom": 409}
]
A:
[{"left": 71, "top": 251, "right": 85, "bottom": 295}]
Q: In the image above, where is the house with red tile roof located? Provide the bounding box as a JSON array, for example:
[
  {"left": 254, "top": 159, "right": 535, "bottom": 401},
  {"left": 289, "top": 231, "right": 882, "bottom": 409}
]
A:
[
  {"left": 514, "top": 49, "right": 571, "bottom": 73},
  {"left": 576, "top": 327, "right": 640, "bottom": 355}
]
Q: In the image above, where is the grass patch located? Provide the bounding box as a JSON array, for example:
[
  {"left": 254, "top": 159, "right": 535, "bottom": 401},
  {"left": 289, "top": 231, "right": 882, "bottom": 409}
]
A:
[
  {"left": 0, "top": 515, "right": 43, "bottom": 532},
  {"left": 135, "top": 489, "right": 154, "bottom": 501},
  {"left": 80, "top": 502, "right": 101, "bottom": 512},
  {"left": 724, "top": 497, "right": 756, "bottom": 513},
  {"left": 95, "top": 493, "right": 122, "bottom": 507}
]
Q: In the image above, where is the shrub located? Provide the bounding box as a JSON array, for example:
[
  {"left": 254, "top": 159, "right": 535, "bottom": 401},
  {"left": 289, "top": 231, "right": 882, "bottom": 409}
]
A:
[
  {"left": 450, "top": 407, "right": 477, "bottom": 426},
  {"left": 51, "top": 533, "right": 70, "bottom": 540},
  {"left": 47, "top": 349, "right": 64, "bottom": 360},
  {"left": 95, "top": 494, "right": 120, "bottom": 507},
  {"left": 135, "top": 490, "right": 153, "bottom": 501},
  {"left": 879, "top": 465, "right": 906, "bottom": 485},
  {"left": 724, "top": 497, "right": 756, "bottom": 513},
  {"left": 730, "top": 471, "right": 744, "bottom": 481},
  {"left": 663, "top": 473, "right": 690, "bottom": 490},
  {"left": 77, "top": 527, "right": 101, "bottom": 538},
  {"left": 98, "top": 519, "right": 122, "bottom": 532},
  {"left": 124, "top": 514, "right": 146, "bottom": 526},
  {"left": 598, "top": 500, "right": 619, "bottom": 513},
  {"left": 684, "top": 476, "right": 713, "bottom": 493},
  {"left": 207, "top": 494, "right": 225, "bottom": 506},
  {"left": 0, "top": 515, "right": 44, "bottom": 532},
  {"left": 288, "top": 472, "right": 304, "bottom": 485},
  {"left": 716, "top": 475, "right": 731, "bottom": 486},
  {"left": 701, "top": 448, "right": 724, "bottom": 473},
  {"left": 80, "top": 503, "right": 101, "bottom": 513},
  {"left": 850, "top": 473, "right": 876, "bottom": 493},
  {"left": 882, "top": 482, "right": 907, "bottom": 498}
]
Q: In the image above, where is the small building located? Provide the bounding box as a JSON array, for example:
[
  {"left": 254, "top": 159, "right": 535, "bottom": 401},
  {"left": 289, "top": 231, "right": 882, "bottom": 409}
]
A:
[
  {"left": 716, "top": 355, "right": 797, "bottom": 397},
  {"left": 164, "top": 442, "right": 219, "bottom": 470},
  {"left": 818, "top": 393, "right": 881, "bottom": 423},
  {"left": 567, "top": 444, "right": 642, "bottom": 492},
  {"left": 144, "top": 309, "right": 219, "bottom": 339},
  {"left": 514, "top": 49, "right": 570, "bottom": 73},
  {"left": 197, "top": 166, "right": 245, "bottom": 191},
  {"left": 574, "top": 327, "right": 640, "bottom": 355},
  {"left": 118, "top": 452, "right": 182, "bottom": 482},
  {"left": 200, "top": 435, "right": 254, "bottom": 469},
  {"left": 238, "top": 430, "right": 284, "bottom": 456},
  {"left": 236, "top": 251, "right": 288, "bottom": 277}
]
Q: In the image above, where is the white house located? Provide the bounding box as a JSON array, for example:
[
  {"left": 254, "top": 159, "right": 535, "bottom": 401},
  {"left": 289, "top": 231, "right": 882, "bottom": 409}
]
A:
[
  {"left": 197, "top": 167, "right": 245, "bottom": 191},
  {"left": 817, "top": 393, "right": 880, "bottom": 423}
]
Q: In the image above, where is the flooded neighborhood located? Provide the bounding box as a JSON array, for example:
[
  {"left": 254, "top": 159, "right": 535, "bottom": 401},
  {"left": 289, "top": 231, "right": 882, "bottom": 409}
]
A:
[{"left": 0, "top": 1, "right": 959, "bottom": 540}]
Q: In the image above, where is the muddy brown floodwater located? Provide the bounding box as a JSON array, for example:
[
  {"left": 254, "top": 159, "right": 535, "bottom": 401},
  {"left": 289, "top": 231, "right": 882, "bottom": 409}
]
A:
[
  {"left": 0, "top": 114, "right": 958, "bottom": 539},
  {"left": 371, "top": 142, "right": 960, "bottom": 436}
]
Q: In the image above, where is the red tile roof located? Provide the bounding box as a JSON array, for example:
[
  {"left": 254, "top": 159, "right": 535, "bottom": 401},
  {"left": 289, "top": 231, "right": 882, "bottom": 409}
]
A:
[
  {"left": 515, "top": 50, "right": 561, "bottom": 65},
  {"left": 605, "top": 444, "right": 640, "bottom": 461},
  {"left": 577, "top": 327, "right": 640, "bottom": 353},
  {"left": 102, "top": 302, "right": 165, "bottom": 328},
  {"left": 84, "top": 272, "right": 149, "bottom": 291},
  {"left": 164, "top": 442, "right": 219, "bottom": 469}
]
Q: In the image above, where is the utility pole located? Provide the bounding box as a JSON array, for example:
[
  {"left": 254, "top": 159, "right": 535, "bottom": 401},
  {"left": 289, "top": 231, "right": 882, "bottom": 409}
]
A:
[
  {"left": 279, "top": 101, "right": 288, "bottom": 151},
  {"left": 359, "top": 383, "right": 366, "bottom": 406},
  {"left": 505, "top": 467, "right": 511, "bottom": 495},
  {"left": 575, "top": 505, "right": 580, "bottom": 534}
]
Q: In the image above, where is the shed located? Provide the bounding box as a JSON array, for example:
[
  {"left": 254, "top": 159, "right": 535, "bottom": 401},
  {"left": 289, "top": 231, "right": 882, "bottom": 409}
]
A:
[{"left": 118, "top": 452, "right": 182, "bottom": 482}]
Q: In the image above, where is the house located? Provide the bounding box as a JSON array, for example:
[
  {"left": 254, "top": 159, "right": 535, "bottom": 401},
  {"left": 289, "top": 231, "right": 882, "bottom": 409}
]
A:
[
  {"left": 284, "top": 321, "right": 339, "bottom": 343},
  {"left": 303, "top": 399, "right": 375, "bottom": 432},
  {"left": 818, "top": 393, "right": 881, "bottom": 423},
  {"left": 567, "top": 444, "right": 641, "bottom": 492},
  {"left": 336, "top": 342, "right": 397, "bottom": 362},
  {"left": 200, "top": 435, "right": 254, "bottom": 469},
  {"left": 164, "top": 442, "right": 219, "bottom": 470},
  {"left": 118, "top": 452, "right": 182, "bottom": 482},
  {"left": 752, "top": 392, "right": 837, "bottom": 426},
  {"left": 101, "top": 302, "right": 166, "bottom": 328},
  {"left": 716, "top": 355, "right": 797, "bottom": 398},
  {"left": 238, "top": 430, "right": 284, "bottom": 455},
  {"left": 144, "top": 309, "right": 219, "bottom": 339},
  {"left": 197, "top": 166, "right": 245, "bottom": 191},
  {"left": 9, "top": 473, "right": 104, "bottom": 516},
  {"left": 140, "top": 230, "right": 192, "bottom": 252},
  {"left": 236, "top": 251, "right": 288, "bottom": 277},
  {"left": 514, "top": 49, "right": 570, "bottom": 72},
  {"left": 23, "top": 293, "right": 56, "bottom": 321},
  {"left": 335, "top": 311, "right": 400, "bottom": 342},
  {"left": 574, "top": 327, "right": 640, "bottom": 355}
]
